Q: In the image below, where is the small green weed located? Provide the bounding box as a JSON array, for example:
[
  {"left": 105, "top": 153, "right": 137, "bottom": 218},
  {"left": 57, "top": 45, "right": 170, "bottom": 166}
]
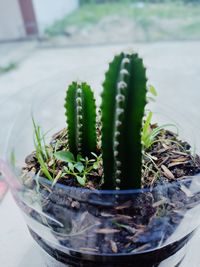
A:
[
  {"left": 54, "top": 151, "right": 102, "bottom": 186},
  {"left": 142, "top": 85, "right": 177, "bottom": 150},
  {"left": 32, "top": 118, "right": 53, "bottom": 181},
  {"left": 45, "top": 2, "right": 200, "bottom": 41}
]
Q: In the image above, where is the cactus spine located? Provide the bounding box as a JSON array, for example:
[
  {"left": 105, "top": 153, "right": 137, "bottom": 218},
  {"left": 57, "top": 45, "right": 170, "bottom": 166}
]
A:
[
  {"left": 65, "top": 82, "right": 97, "bottom": 157},
  {"left": 101, "top": 52, "right": 147, "bottom": 190}
]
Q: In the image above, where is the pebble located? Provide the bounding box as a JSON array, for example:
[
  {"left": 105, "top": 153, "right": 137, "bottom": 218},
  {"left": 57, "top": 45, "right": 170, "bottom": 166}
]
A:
[{"left": 71, "top": 201, "right": 80, "bottom": 209}]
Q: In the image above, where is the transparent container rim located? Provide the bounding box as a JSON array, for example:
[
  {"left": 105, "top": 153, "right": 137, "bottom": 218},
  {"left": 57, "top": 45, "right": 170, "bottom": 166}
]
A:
[{"left": 30, "top": 173, "right": 194, "bottom": 196}]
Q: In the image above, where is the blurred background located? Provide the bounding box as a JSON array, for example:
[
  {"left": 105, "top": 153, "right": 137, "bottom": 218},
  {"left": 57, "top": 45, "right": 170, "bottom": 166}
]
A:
[
  {"left": 0, "top": 1, "right": 200, "bottom": 266},
  {"left": 1, "top": 0, "right": 200, "bottom": 44}
]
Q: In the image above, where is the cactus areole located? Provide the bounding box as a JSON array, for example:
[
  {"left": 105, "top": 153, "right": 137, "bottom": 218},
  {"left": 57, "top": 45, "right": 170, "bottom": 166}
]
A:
[{"left": 101, "top": 52, "right": 147, "bottom": 190}]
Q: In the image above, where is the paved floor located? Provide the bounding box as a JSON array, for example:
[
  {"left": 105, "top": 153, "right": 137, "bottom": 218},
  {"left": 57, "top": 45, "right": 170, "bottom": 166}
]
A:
[
  {"left": 1, "top": 41, "right": 200, "bottom": 114},
  {"left": 1, "top": 41, "right": 200, "bottom": 153},
  {"left": 0, "top": 41, "right": 200, "bottom": 266}
]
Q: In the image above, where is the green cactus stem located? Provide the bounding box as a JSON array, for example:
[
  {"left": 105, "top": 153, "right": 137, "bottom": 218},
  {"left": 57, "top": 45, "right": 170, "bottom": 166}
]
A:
[
  {"left": 65, "top": 82, "right": 97, "bottom": 157},
  {"left": 101, "top": 52, "right": 147, "bottom": 190}
]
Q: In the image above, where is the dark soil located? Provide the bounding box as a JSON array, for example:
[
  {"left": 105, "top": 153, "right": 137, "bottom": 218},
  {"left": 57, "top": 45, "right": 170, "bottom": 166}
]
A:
[
  {"left": 23, "top": 126, "right": 200, "bottom": 190},
  {"left": 142, "top": 125, "right": 200, "bottom": 187}
]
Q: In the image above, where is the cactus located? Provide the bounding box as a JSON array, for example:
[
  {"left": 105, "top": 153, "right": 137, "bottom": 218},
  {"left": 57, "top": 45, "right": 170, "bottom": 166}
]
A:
[
  {"left": 65, "top": 82, "right": 97, "bottom": 157},
  {"left": 101, "top": 52, "right": 147, "bottom": 190}
]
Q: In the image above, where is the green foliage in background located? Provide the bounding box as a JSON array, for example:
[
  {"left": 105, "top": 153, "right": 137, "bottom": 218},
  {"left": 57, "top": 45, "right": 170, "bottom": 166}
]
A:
[
  {"left": 0, "top": 62, "right": 17, "bottom": 74},
  {"left": 46, "top": 1, "right": 200, "bottom": 42},
  {"left": 80, "top": 0, "right": 200, "bottom": 4}
]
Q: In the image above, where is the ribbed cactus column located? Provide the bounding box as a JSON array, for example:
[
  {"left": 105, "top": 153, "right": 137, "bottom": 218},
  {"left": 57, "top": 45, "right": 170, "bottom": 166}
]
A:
[
  {"left": 101, "top": 52, "right": 147, "bottom": 190},
  {"left": 65, "top": 82, "right": 97, "bottom": 157}
]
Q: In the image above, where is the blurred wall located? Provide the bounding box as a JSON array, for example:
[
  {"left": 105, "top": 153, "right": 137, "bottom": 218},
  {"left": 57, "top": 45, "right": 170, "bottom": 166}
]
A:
[
  {"left": 32, "top": 0, "right": 79, "bottom": 34},
  {"left": 0, "top": 0, "right": 26, "bottom": 41}
]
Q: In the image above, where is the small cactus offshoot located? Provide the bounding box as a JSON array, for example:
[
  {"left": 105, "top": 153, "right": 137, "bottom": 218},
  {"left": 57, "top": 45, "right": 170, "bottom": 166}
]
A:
[
  {"left": 65, "top": 82, "right": 97, "bottom": 157},
  {"left": 101, "top": 52, "right": 147, "bottom": 190}
]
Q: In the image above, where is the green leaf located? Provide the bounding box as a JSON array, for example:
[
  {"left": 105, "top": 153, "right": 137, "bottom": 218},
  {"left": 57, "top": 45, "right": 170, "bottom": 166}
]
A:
[
  {"left": 64, "top": 166, "right": 69, "bottom": 172},
  {"left": 89, "top": 159, "right": 95, "bottom": 162},
  {"left": 10, "top": 149, "right": 16, "bottom": 167},
  {"left": 151, "top": 124, "right": 177, "bottom": 139},
  {"left": 148, "top": 85, "right": 157, "bottom": 97},
  {"left": 77, "top": 154, "right": 84, "bottom": 162},
  {"left": 37, "top": 154, "right": 53, "bottom": 181},
  {"left": 52, "top": 171, "right": 62, "bottom": 187},
  {"left": 68, "top": 162, "right": 74, "bottom": 171},
  {"left": 93, "top": 162, "right": 99, "bottom": 170},
  {"left": 142, "top": 112, "right": 153, "bottom": 138},
  {"left": 76, "top": 175, "right": 86, "bottom": 186},
  {"left": 54, "top": 151, "right": 75, "bottom": 162},
  {"left": 91, "top": 152, "right": 98, "bottom": 158},
  {"left": 74, "top": 162, "right": 84, "bottom": 173},
  {"left": 32, "top": 117, "right": 48, "bottom": 161}
]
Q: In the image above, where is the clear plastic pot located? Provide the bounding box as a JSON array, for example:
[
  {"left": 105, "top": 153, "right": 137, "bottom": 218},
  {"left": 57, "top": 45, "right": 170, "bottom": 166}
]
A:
[
  {"left": 1, "top": 73, "right": 200, "bottom": 267},
  {"left": 2, "top": 163, "right": 200, "bottom": 267}
]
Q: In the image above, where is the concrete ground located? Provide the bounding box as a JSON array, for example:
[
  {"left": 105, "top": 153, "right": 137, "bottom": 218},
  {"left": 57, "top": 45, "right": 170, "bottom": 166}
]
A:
[
  {"left": 0, "top": 41, "right": 200, "bottom": 266},
  {"left": 1, "top": 41, "right": 200, "bottom": 151}
]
